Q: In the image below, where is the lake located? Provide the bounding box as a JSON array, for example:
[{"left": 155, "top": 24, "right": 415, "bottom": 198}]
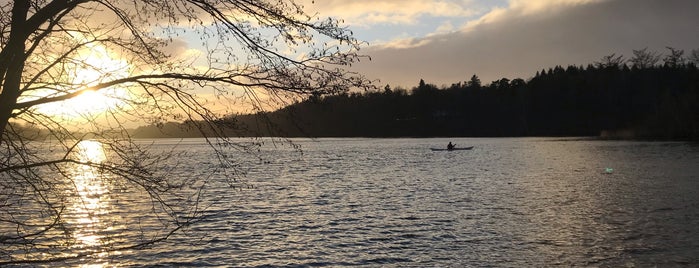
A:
[{"left": 5, "top": 138, "right": 699, "bottom": 266}]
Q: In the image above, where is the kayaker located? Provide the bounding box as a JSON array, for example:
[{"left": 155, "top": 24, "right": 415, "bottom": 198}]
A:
[{"left": 447, "top": 142, "right": 455, "bottom": 150}]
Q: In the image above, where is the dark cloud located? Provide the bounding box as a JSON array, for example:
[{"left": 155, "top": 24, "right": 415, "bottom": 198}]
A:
[{"left": 356, "top": 0, "right": 699, "bottom": 87}]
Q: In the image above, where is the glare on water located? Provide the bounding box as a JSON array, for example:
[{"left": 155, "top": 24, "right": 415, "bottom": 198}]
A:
[
  {"left": 66, "top": 140, "right": 113, "bottom": 264},
  {"left": 75, "top": 140, "right": 107, "bottom": 164}
]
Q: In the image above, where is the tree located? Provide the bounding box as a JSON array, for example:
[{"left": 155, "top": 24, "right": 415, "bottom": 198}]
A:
[
  {"left": 384, "top": 84, "right": 393, "bottom": 94},
  {"left": 467, "top": 74, "right": 481, "bottom": 89},
  {"left": 510, "top": 78, "right": 526, "bottom": 88},
  {"left": 688, "top": 49, "right": 699, "bottom": 66},
  {"left": 630, "top": 48, "right": 661, "bottom": 69},
  {"left": 418, "top": 78, "right": 427, "bottom": 90},
  {"left": 0, "top": 0, "right": 370, "bottom": 264},
  {"left": 594, "top": 53, "right": 625, "bottom": 69},
  {"left": 663, "top": 47, "right": 685, "bottom": 68},
  {"left": 492, "top": 78, "right": 510, "bottom": 90}
]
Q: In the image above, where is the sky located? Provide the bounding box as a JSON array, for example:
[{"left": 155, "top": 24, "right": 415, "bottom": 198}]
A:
[
  {"left": 15, "top": 0, "right": 699, "bottom": 124},
  {"left": 302, "top": 0, "right": 699, "bottom": 88}
]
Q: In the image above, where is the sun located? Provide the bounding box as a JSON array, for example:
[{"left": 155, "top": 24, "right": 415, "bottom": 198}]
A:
[
  {"left": 70, "top": 88, "right": 127, "bottom": 115},
  {"left": 33, "top": 44, "right": 132, "bottom": 118}
]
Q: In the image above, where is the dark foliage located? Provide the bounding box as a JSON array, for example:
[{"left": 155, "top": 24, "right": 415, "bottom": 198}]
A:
[{"left": 135, "top": 51, "right": 699, "bottom": 140}]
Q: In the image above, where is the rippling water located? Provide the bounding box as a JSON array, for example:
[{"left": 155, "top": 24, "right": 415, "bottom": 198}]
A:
[{"left": 12, "top": 138, "right": 699, "bottom": 266}]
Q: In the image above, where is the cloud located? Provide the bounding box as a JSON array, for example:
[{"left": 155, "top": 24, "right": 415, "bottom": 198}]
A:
[
  {"left": 161, "top": 38, "right": 191, "bottom": 57},
  {"left": 354, "top": 0, "right": 699, "bottom": 87},
  {"left": 304, "top": 0, "right": 479, "bottom": 26},
  {"left": 463, "top": 0, "right": 604, "bottom": 28},
  {"left": 434, "top": 21, "right": 456, "bottom": 34},
  {"left": 375, "top": 38, "right": 434, "bottom": 50}
]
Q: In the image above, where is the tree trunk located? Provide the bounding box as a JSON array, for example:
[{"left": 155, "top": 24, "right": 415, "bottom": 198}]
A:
[{"left": 0, "top": 0, "right": 30, "bottom": 140}]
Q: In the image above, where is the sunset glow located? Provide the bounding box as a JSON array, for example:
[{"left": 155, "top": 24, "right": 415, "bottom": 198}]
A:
[{"left": 34, "top": 44, "right": 132, "bottom": 118}]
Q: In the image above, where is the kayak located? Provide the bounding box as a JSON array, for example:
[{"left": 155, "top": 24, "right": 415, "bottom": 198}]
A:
[{"left": 430, "top": 146, "right": 473, "bottom": 151}]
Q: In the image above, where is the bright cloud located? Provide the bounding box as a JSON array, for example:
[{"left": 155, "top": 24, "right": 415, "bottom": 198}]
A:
[
  {"left": 303, "top": 0, "right": 480, "bottom": 26},
  {"left": 377, "top": 38, "right": 434, "bottom": 50},
  {"left": 464, "top": 0, "right": 606, "bottom": 28}
]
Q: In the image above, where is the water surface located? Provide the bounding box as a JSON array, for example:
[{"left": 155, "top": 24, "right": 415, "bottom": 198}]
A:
[{"left": 12, "top": 138, "right": 699, "bottom": 266}]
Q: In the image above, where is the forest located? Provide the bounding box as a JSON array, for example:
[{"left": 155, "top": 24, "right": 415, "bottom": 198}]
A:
[{"left": 132, "top": 48, "right": 699, "bottom": 140}]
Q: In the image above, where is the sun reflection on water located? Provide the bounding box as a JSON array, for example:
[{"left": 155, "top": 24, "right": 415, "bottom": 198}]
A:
[
  {"left": 76, "top": 140, "right": 107, "bottom": 164},
  {"left": 67, "top": 140, "right": 114, "bottom": 266}
]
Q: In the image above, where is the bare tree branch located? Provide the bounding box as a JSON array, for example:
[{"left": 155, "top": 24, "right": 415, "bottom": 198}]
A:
[{"left": 1, "top": 0, "right": 371, "bottom": 264}]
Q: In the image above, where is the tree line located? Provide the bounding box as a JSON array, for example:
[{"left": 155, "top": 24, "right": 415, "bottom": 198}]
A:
[{"left": 132, "top": 47, "right": 699, "bottom": 140}]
